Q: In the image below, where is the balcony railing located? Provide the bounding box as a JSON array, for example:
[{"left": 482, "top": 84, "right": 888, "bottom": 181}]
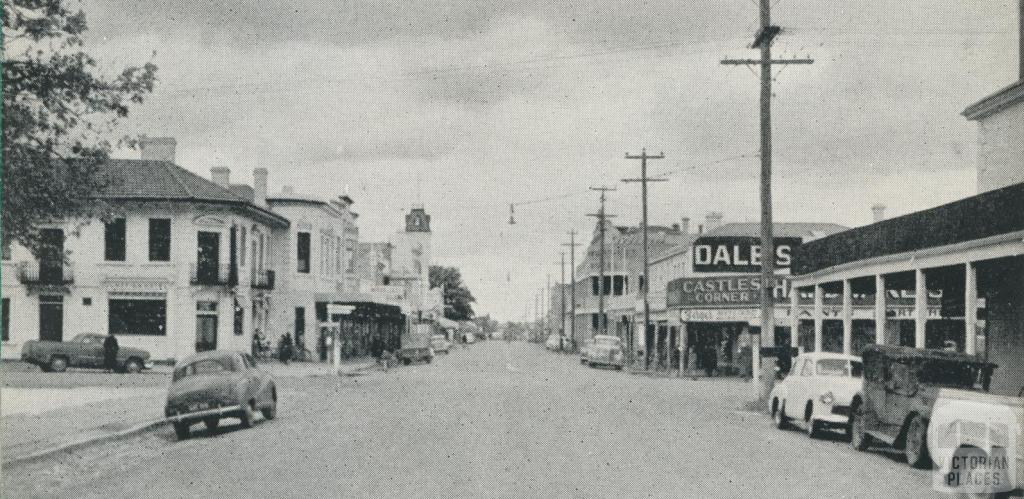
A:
[
  {"left": 250, "top": 269, "right": 275, "bottom": 290},
  {"left": 18, "top": 261, "right": 74, "bottom": 285},
  {"left": 190, "top": 264, "right": 232, "bottom": 286}
]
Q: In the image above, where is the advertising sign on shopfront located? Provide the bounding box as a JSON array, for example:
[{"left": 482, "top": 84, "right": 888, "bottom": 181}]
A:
[{"left": 667, "top": 275, "right": 791, "bottom": 309}]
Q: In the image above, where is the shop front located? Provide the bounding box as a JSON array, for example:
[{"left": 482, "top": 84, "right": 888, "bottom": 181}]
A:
[{"left": 668, "top": 275, "right": 794, "bottom": 377}]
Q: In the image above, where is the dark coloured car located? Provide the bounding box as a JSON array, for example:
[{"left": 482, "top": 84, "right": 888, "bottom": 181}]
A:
[
  {"left": 165, "top": 350, "right": 277, "bottom": 439},
  {"left": 21, "top": 333, "right": 152, "bottom": 373}
]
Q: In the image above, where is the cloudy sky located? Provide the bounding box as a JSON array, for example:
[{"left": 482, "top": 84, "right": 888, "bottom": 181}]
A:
[{"left": 81, "top": 0, "right": 1018, "bottom": 321}]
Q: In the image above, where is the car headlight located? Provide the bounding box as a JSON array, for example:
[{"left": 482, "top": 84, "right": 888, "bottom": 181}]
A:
[{"left": 819, "top": 391, "right": 835, "bottom": 405}]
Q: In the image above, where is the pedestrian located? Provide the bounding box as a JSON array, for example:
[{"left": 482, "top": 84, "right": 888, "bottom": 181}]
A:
[
  {"left": 703, "top": 343, "right": 717, "bottom": 378},
  {"left": 103, "top": 333, "right": 119, "bottom": 373},
  {"left": 278, "top": 333, "right": 293, "bottom": 364}
]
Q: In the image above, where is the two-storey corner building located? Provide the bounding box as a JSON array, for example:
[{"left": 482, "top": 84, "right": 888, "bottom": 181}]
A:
[
  {"left": 264, "top": 186, "right": 359, "bottom": 359},
  {"left": 0, "top": 138, "right": 289, "bottom": 361}
]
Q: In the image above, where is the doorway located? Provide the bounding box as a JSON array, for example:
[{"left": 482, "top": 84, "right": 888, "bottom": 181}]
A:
[
  {"left": 39, "top": 295, "right": 64, "bottom": 342},
  {"left": 196, "top": 301, "right": 218, "bottom": 351}
]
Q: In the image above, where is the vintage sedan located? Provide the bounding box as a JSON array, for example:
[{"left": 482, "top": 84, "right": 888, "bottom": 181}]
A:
[
  {"left": 165, "top": 350, "right": 277, "bottom": 439},
  {"left": 430, "top": 335, "right": 452, "bottom": 354},
  {"left": 581, "top": 335, "right": 624, "bottom": 370},
  {"left": 22, "top": 333, "right": 152, "bottom": 373},
  {"left": 770, "top": 352, "right": 863, "bottom": 438}
]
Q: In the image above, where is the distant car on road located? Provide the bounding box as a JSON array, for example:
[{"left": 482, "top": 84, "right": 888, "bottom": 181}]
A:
[
  {"left": 545, "top": 335, "right": 561, "bottom": 351},
  {"left": 770, "top": 352, "right": 863, "bottom": 438},
  {"left": 21, "top": 333, "right": 152, "bottom": 373},
  {"left": 581, "top": 335, "right": 623, "bottom": 370},
  {"left": 431, "top": 335, "right": 451, "bottom": 354},
  {"left": 165, "top": 350, "right": 277, "bottom": 440}
]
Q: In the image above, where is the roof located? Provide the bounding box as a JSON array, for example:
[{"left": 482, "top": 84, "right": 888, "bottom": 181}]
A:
[
  {"left": 861, "top": 344, "right": 993, "bottom": 366},
  {"left": 228, "top": 184, "right": 254, "bottom": 202},
  {"left": 793, "top": 181, "right": 1024, "bottom": 275},
  {"left": 963, "top": 79, "right": 1024, "bottom": 121},
  {"left": 650, "top": 234, "right": 703, "bottom": 263},
  {"left": 707, "top": 222, "right": 848, "bottom": 239},
  {"left": 95, "top": 159, "right": 288, "bottom": 228},
  {"left": 174, "top": 349, "right": 241, "bottom": 367}
]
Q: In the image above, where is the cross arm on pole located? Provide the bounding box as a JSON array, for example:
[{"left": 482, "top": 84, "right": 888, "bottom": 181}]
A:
[
  {"left": 621, "top": 178, "right": 667, "bottom": 183},
  {"left": 721, "top": 58, "right": 814, "bottom": 65}
]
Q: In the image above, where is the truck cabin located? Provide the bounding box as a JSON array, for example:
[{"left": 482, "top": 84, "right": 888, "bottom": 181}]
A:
[{"left": 862, "top": 345, "right": 997, "bottom": 393}]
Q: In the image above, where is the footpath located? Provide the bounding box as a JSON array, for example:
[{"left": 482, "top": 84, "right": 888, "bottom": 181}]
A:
[{"left": 1, "top": 357, "right": 379, "bottom": 468}]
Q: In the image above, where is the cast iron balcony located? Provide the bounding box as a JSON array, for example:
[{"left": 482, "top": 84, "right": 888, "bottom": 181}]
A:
[
  {"left": 191, "top": 264, "right": 231, "bottom": 286},
  {"left": 250, "top": 269, "right": 275, "bottom": 290},
  {"left": 18, "top": 261, "right": 74, "bottom": 285}
]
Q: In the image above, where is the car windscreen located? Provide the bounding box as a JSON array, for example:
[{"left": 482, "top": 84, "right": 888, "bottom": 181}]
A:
[
  {"left": 173, "top": 359, "right": 232, "bottom": 381},
  {"left": 816, "top": 359, "right": 862, "bottom": 377}
]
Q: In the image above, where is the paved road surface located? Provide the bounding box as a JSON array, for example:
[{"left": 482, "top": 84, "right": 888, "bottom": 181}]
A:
[{"left": 3, "top": 342, "right": 934, "bottom": 498}]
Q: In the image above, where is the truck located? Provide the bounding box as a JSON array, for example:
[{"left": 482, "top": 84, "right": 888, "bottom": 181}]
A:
[
  {"left": 398, "top": 323, "right": 435, "bottom": 365},
  {"left": 849, "top": 344, "right": 1022, "bottom": 497},
  {"left": 22, "top": 333, "right": 153, "bottom": 373}
]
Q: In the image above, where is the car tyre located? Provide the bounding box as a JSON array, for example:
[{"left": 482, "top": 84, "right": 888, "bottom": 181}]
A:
[
  {"left": 239, "top": 401, "right": 255, "bottom": 428},
  {"left": 774, "top": 402, "right": 790, "bottom": 430},
  {"left": 806, "top": 418, "right": 821, "bottom": 438},
  {"left": 850, "top": 406, "right": 873, "bottom": 451},
  {"left": 173, "top": 422, "right": 190, "bottom": 440},
  {"left": 426, "top": 357, "right": 432, "bottom": 364},
  {"left": 203, "top": 418, "right": 219, "bottom": 430},
  {"left": 124, "top": 358, "right": 143, "bottom": 374},
  {"left": 904, "top": 415, "right": 931, "bottom": 469},
  {"left": 262, "top": 397, "right": 277, "bottom": 421},
  {"left": 49, "top": 356, "right": 68, "bottom": 373}
]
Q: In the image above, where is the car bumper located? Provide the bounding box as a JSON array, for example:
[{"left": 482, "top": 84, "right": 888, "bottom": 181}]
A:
[
  {"left": 166, "top": 404, "right": 242, "bottom": 423},
  {"left": 144, "top": 361, "right": 155, "bottom": 369},
  {"left": 813, "top": 405, "right": 852, "bottom": 426}
]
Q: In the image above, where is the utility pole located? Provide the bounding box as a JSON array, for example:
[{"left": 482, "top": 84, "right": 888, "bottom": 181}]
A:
[
  {"left": 562, "top": 231, "right": 580, "bottom": 352},
  {"left": 587, "top": 186, "right": 617, "bottom": 338},
  {"left": 545, "top": 273, "right": 551, "bottom": 338},
  {"left": 559, "top": 252, "right": 567, "bottom": 342},
  {"left": 722, "top": 0, "right": 813, "bottom": 393},
  {"left": 624, "top": 149, "right": 665, "bottom": 370}
]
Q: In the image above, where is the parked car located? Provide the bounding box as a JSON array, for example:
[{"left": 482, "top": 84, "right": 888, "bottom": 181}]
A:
[
  {"left": 463, "top": 332, "right": 476, "bottom": 344},
  {"left": 849, "top": 345, "right": 997, "bottom": 469},
  {"left": 546, "top": 335, "right": 561, "bottom": 351},
  {"left": 581, "top": 335, "right": 624, "bottom": 370},
  {"left": 769, "top": 352, "right": 863, "bottom": 438},
  {"left": 165, "top": 350, "right": 277, "bottom": 440},
  {"left": 21, "top": 333, "right": 152, "bottom": 373},
  {"left": 431, "top": 335, "right": 451, "bottom": 354}
]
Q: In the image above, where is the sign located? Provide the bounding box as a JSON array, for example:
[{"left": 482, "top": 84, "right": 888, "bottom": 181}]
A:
[
  {"left": 667, "top": 275, "right": 791, "bottom": 309},
  {"left": 679, "top": 307, "right": 792, "bottom": 325},
  {"left": 327, "top": 304, "right": 356, "bottom": 316},
  {"left": 692, "top": 236, "right": 802, "bottom": 273}
]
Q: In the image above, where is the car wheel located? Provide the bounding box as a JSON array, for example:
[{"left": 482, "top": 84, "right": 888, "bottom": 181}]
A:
[
  {"left": 850, "top": 406, "right": 872, "bottom": 451},
  {"left": 203, "top": 418, "right": 219, "bottom": 430},
  {"left": 262, "top": 386, "right": 277, "bottom": 420},
  {"left": 49, "top": 356, "right": 68, "bottom": 373},
  {"left": 124, "top": 358, "right": 143, "bottom": 374},
  {"left": 240, "top": 400, "right": 255, "bottom": 428},
  {"left": 774, "top": 402, "right": 790, "bottom": 430},
  {"left": 426, "top": 357, "right": 432, "bottom": 364},
  {"left": 904, "top": 415, "right": 931, "bottom": 469},
  {"left": 806, "top": 418, "right": 821, "bottom": 438},
  {"left": 173, "top": 422, "right": 190, "bottom": 440}
]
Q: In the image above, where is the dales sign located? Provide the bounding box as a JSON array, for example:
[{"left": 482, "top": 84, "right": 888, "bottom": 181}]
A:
[{"left": 692, "top": 236, "right": 802, "bottom": 273}]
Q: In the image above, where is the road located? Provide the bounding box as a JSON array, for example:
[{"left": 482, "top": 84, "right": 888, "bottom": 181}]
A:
[{"left": 3, "top": 341, "right": 934, "bottom": 498}]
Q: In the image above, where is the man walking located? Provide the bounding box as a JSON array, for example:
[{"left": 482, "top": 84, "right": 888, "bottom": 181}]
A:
[{"left": 103, "top": 333, "right": 119, "bottom": 373}]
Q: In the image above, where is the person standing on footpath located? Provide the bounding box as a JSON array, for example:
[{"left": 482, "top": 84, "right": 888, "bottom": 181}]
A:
[{"left": 103, "top": 333, "right": 119, "bottom": 372}]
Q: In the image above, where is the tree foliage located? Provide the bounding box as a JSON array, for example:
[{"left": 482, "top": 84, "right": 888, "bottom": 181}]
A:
[
  {"left": 2, "top": 0, "right": 157, "bottom": 255},
  {"left": 429, "top": 265, "right": 476, "bottom": 321}
]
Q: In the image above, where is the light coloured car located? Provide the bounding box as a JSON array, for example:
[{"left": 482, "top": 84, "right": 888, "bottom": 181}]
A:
[
  {"left": 165, "top": 350, "right": 277, "bottom": 440},
  {"left": 581, "top": 335, "right": 624, "bottom": 370},
  {"left": 430, "top": 335, "right": 451, "bottom": 354},
  {"left": 770, "top": 352, "right": 862, "bottom": 438},
  {"left": 545, "top": 335, "right": 561, "bottom": 351}
]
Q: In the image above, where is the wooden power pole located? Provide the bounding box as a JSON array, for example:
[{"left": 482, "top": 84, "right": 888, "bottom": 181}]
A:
[
  {"left": 721, "top": 0, "right": 813, "bottom": 392},
  {"left": 562, "top": 231, "right": 581, "bottom": 352},
  {"left": 587, "top": 186, "right": 617, "bottom": 338},
  {"left": 623, "top": 149, "right": 665, "bottom": 370}
]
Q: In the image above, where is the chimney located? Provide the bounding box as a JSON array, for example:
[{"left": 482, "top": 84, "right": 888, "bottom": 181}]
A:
[
  {"left": 705, "top": 211, "right": 723, "bottom": 232},
  {"left": 210, "top": 167, "right": 230, "bottom": 188},
  {"left": 871, "top": 203, "right": 887, "bottom": 223},
  {"left": 680, "top": 217, "right": 690, "bottom": 235},
  {"left": 253, "top": 168, "right": 268, "bottom": 207},
  {"left": 139, "top": 137, "right": 176, "bottom": 163}
]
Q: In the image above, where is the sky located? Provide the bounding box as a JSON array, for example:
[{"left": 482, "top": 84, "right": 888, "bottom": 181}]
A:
[{"left": 77, "top": 0, "right": 1019, "bottom": 321}]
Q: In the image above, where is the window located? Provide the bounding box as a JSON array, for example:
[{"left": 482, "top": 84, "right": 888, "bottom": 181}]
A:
[
  {"left": 2, "top": 298, "right": 9, "bottom": 341},
  {"left": 239, "top": 227, "right": 247, "bottom": 267},
  {"left": 591, "top": 276, "right": 600, "bottom": 296},
  {"left": 297, "top": 232, "right": 311, "bottom": 273},
  {"left": 148, "top": 219, "right": 171, "bottom": 261},
  {"left": 104, "top": 218, "right": 126, "bottom": 261},
  {"left": 800, "top": 359, "right": 814, "bottom": 376},
  {"left": 639, "top": 276, "right": 646, "bottom": 292},
  {"left": 108, "top": 299, "right": 167, "bottom": 336},
  {"left": 295, "top": 307, "right": 306, "bottom": 347},
  {"left": 603, "top": 275, "right": 612, "bottom": 296},
  {"left": 613, "top": 275, "right": 624, "bottom": 295},
  {"left": 336, "top": 236, "right": 343, "bottom": 274}
]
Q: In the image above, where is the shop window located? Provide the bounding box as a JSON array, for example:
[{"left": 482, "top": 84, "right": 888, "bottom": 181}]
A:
[
  {"left": 109, "top": 299, "right": 166, "bottom": 336},
  {"left": 2, "top": 298, "right": 9, "bottom": 341},
  {"left": 297, "top": 232, "right": 311, "bottom": 273},
  {"left": 104, "top": 218, "right": 126, "bottom": 261},
  {"left": 148, "top": 219, "right": 171, "bottom": 261}
]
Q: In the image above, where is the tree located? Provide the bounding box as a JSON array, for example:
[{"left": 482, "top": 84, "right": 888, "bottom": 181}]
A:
[
  {"left": 429, "top": 265, "right": 476, "bottom": 321},
  {"left": 3, "top": 0, "right": 157, "bottom": 256}
]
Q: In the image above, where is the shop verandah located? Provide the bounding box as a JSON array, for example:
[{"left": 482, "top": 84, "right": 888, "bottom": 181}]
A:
[{"left": 790, "top": 181, "right": 1024, "bottom": 396}]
